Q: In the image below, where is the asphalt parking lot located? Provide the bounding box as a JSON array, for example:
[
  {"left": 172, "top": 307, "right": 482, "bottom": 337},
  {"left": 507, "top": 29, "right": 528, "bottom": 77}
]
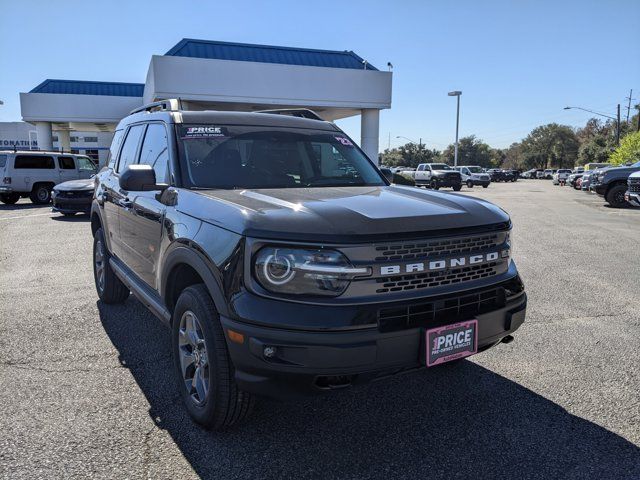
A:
[{"left": 1, "top": 180, "right": 639, "bottom": 479}]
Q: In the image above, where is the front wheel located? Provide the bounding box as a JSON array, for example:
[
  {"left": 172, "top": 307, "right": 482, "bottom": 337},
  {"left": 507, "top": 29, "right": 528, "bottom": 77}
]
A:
[
  {"left": 482, "top": 184, "right": 489, "bottom": 188},
  {"left": 0, "top": 193, "right": 20, "bottom": 205},
  {"left": 430, "top": 179, "right": 439, "bottom": 190},
  {"left": 93, "top": 227, "right": 129, "bottom": 303},
  {"left": 605, "top": 184, "right": 629, "bottom": 208},
  {"left": 453, "top": 185, "right": 462, "bottom": 191},
  {"left": 466, "top": 180, "right": 474, "bottom": 188},
  {"left": 172, "top": 285, "right": 254, "bottom": 430}
]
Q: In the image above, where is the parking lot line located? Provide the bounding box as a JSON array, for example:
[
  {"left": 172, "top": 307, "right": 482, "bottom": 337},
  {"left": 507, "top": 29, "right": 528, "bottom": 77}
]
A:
[{"left": 0, "top": 212, "right": 55, "bottom": 221}]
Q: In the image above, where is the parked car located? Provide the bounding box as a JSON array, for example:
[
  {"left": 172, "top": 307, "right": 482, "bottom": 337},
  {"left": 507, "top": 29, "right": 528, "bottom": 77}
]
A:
[
  {"left": 52, "top": 177, "right": 96, "bottom": 216},
  {"left": 591, "top": 162, "right": 640, "bottom": 207},
  {"left": 580, "top": 170, "right": 598, "bottom": 191},
  {"left": 534, "top": 169, "right": 546, "bottom": 179},
  {"left": 0, "top": 150, "right": 97, "bottom": 205},
  {"left": 575, "top": 177, "right": 583, "bottom": 190},
  {"left": 502, "top": 170, "right": 518, "bottom": 182},
  {"left": 542, "top": 169, "right": 556, "bottom": 179},
  {"left": 487, "top": 169, "right": 506, "bottom": 182},
  {"left": 552, "top": 169, "right": 573, "bottom": 185},
  {"left": 567, "top": 172, "right": 584, "bottom": 188},
  {"left": 453, "top": 165, "right": 491, "bottom": 188},
  {"left": 625, "top": 171, "right": 640, "bottom": 207},
  {"left": 414, "top": 163, "right": 462, "bottom": 190},
  {"left": 91, "top": 100, "right": 526, "bottom": 429}
]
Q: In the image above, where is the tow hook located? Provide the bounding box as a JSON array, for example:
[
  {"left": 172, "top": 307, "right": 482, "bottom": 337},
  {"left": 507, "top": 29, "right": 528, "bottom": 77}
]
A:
[{"left": 501, "top": 335, "right": 515, "bottom": 344}]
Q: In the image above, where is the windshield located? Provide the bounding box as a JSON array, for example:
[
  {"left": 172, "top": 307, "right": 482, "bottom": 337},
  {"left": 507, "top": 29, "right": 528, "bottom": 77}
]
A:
[
  {"left": 632, "top": 161, "right": 640, "bottom": 168},
  {"left": 430, "top": 164, "right": 452, "bottom": 170},
  {"left": 466, "top": 166, "right": 483, "bottom": 173},
  {"left": 177, "top": 125, "right": 385, "bottom": 189}
]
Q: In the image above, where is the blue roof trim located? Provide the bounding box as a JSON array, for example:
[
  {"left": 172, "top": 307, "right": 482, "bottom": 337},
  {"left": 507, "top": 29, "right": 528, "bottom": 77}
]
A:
[
  {"left": 165, "top": 38, "right": 378, "bottom": 71},
  {"left": 30, "top": 79, "right": 144, "bottom": 97}
]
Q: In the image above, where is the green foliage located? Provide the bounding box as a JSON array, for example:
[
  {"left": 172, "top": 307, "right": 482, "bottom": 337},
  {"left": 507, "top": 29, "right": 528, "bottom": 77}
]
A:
[
  {"left": 439, "top": 136, "right": 495, "bottom": 168},
  {"left": 520, "top": 123, "right": 579, "bottom": 169},
  {"left": 380, "top": 143, "right": 440, "bottom": 168},
  {"left": 392, "top": 173, "right": 416, "bottom": 186},
  {"left": 609, "top": 131, "right": 640, "bottom": 166}
]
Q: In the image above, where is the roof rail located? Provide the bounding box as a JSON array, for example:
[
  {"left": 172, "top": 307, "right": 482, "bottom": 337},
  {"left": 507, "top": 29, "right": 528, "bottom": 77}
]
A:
[
  {"left": 130, "top": 99, "right": 181, "bottom": 115},
  {"left": 255, "top": 108, "right": 324, "bottom": 121}
]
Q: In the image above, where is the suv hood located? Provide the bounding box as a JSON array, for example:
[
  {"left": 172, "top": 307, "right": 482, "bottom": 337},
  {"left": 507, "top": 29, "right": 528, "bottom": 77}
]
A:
[
  {"left": 54, "top": 178, "right": 94, "bottom": 191},
  {"left": 179, "top": 185, "right": 509, "bottom": 243}
]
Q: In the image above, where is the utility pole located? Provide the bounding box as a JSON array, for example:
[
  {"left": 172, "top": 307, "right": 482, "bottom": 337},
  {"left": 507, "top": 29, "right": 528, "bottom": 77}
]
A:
[
  {"left": 448, "top": 91, "right": 462, "bottom": 166},
  {"left": 388, "top": 132, "right": 391, "bottom": 150},
  {"left": 625, "top": 89, "right": 633, "bottom": 123},
  {"left": 616, "top": 104, "right": 621, "bottom": 146}
]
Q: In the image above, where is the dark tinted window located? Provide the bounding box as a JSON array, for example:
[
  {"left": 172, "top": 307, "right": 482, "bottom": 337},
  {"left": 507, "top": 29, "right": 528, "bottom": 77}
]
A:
[
  {"left": 177, "top": 125, "right": 384, "bottom": 189},
  {"left": 139, "top": 124, "right": 169, "bottom": 183},
  {"left": 59, "top": 156, "right": 75, "bottom": 170},
  {"left": 117, "top": 125, "right": 145, "bottom": 173},
  {"left": 14, "top": 155, "right": 55, "bottom": 169},
  {"left": 0, "top": 155, "right": 6, "bottom": 168},
  {"left": 107, "top": 130, "right": 124, "bottom": 168}
]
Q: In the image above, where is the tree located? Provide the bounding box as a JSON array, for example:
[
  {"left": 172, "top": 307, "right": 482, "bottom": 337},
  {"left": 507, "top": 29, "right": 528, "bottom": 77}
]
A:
[
  {"left": 379, "top": 143, "right": 440, "bottom": 168},
  {"left": 439, "top": 135, "right": 494, "bottom": 167},
  {"left": 609, "top": 131, "right": 640, "bottom": 166},
  {"left": 520, "top": 123, "right": 579, "bottom": 169},
  {"left": 502, "top": 142, "right": 525, "bottom": 170}
]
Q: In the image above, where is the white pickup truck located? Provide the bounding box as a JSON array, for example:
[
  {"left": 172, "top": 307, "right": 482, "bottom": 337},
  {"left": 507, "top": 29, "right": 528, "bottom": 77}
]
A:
[
  {"left": 414, "top": 163, "right": 463, "bottom": 190},
  {"left": 552, "top": 169, "right": 573, "bottom": 185}
]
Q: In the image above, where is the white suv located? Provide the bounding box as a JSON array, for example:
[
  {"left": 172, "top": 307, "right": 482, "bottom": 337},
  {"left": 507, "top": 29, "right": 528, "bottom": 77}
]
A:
[
  {"left": 552, "top": 169, "right": 573, "bottom": 185},
  {"left": 0, "top": 150, "right": 97, "bottom": 205},
  {"left": 453, "top": 165, "right": 491, "bottom": 188}
]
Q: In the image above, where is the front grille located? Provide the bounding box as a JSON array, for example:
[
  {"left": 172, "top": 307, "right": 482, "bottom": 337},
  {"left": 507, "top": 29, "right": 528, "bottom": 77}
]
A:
[
  {"left": 375, "top": 262, "right": 499, "bottom": 293},
  {"left": 377, "top": 282, "right": 517, "bottom": 333},
  {"left": 374, "top": 234, "right": 500, "bottom": 261},
  {"left": 629, "top": 184, "right": 640, "bottom": 193},
  {"left": 57, "top": 190, "right": 93, "bottom": 198}
]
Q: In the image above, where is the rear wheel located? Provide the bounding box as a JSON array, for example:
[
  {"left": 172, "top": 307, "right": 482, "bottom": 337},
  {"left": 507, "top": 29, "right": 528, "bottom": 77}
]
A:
[
  {"left": 29, "top": 184, "right": 52, "bottom": 204},
  {"left": 466, "top": 180, "right": 474, "bottom": 188},
  {"left": 453, "top": 185, "right": 462, "bottom": 191},
  {"left": 605, "top": 184, "right": 629, "bottom": 208},
  {"left": 93, "top": 227, "right": 129, "bottom": 303},
  {"left": 0, "top": 193, "right": 20, "bottom": 205},
  {"left": 482, "top": 184, "right": 489, "bottom": 188},
  {"left": 172, "top": 285, "right": 254, "bottom": 430}
]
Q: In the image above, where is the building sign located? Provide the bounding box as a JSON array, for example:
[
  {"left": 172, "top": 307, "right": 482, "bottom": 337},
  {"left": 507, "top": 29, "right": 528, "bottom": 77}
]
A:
[{"left": 0, "top": 139, "right": 38, "bottom": 148}]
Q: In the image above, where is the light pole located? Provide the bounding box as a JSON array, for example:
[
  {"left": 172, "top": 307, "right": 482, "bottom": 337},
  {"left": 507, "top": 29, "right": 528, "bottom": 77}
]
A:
[
  {"left": 396, "top": 135, "right": 422, "bottom": 148},
  {"left": 564, "top": 105, "right": 621, "bottom": 146},
  {"left": 448, "top": 91, "right": 462, "bottom": 166}
]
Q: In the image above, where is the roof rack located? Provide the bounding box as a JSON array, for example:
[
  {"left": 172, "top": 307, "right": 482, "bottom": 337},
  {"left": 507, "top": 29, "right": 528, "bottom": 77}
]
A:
[
  {"left": 255, "top": 108, "right": 324, "bottom": 121},
  {"left": 130, "top": 99, "right": 181, "bottom": 115}
]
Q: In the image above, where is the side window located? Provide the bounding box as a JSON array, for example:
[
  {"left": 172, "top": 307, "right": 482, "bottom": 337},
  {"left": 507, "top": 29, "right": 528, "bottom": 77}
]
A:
[
  {"left": 107, "top": 129, "right": 125, "bottom": 169},
  {"left": 58, "top": 156, "right": 76, "bottom": 170},
  {"left": 138, "top": 123, "right": 169, "bottom": 183},
  {"left": 77, "top": 157, "right": 97, "bottom": 173},
  {"left": 116, "top": 125, "right": 145, "bottom": 173},
  {"left": 417, "top": 165, "right": 425, "bottom": 171},
  {"left": 14, "top": 155, "right": 55, "bottom": 169},
  {"left": 0, "top": 154, "right": 7, "bottom": 168}
]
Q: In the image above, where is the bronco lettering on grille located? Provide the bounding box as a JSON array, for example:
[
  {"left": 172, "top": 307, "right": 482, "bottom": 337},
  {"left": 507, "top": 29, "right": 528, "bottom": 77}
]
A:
[{"left": 379, "top": 251, "right": 501, "bottom": 276}]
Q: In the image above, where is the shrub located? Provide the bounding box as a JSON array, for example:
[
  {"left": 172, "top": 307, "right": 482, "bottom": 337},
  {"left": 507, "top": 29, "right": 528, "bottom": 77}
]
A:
[
  {"left": 392, "top": 173, "right": 416, "bottom": 186},
  {"left": 609, "top": 131, "right": 640, "bottom": 166}
]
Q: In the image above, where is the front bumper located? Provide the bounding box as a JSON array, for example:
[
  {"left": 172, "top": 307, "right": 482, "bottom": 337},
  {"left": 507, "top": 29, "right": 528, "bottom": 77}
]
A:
[
  {"left": 221, "top": 277, "right": 527, "bottom": 399},
  {"left": 593, "top": 183, "right": 607, "bottom": 196},
  {"left": 470, "top": 178, "right": 491, "bottom": 186},
  {"left": 625, "top": 191, "right": 640, "bottom": 207},
  {"left": 0, "top": 186, "right": 13, "bottom": 193},
  {"left": 430, "top": 176, "right": 462, "bottom": 188},
  {"left": 52, "top": 192, "right": 92, "bottom": 214}
]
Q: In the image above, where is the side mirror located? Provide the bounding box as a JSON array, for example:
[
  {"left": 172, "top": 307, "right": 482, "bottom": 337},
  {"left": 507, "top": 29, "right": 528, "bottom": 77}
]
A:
[
  {"left": 380, "top": 167, "right": 394, "bottom": 183},
  {"left": 119, "top": 164, "right": 165, "bottom": 191}
]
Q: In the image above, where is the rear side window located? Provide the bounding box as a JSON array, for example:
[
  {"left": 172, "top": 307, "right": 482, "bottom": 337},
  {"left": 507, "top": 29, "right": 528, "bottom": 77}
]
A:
[
  {"left": 14, "top": 155, "right": 55, "bottom": 169},
  {"left": 0, "top": 154, "right": 6, "bottom": 168},
  {"left": 107, "top": 129, "right": 125, "bottom": 169},
  {"left": 58, "top": 156, "right": 76, "bottom": 170},
  {"left": 117, "top": 125, "right": 145, "bottom": 173},
  {"left": 138, "top": 123, "right": 169, "bottom": 183}
]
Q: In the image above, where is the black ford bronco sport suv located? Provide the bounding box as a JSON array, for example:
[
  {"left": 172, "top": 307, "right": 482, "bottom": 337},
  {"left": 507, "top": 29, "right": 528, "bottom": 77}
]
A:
[{"left": 91, "top": 100, "right": 526, "bottom": 429}]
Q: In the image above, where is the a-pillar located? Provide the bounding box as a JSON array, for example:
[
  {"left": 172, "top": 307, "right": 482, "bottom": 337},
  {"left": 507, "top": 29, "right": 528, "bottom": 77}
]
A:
[
  {"left": 57, "top": 130, "right": 71, "bottom": 152},
  {"left": 35, "top": 122, "right": 53, "bottom": 151},
  {"left": 360, "top": 109, "right": 380, "bottom": 164}
]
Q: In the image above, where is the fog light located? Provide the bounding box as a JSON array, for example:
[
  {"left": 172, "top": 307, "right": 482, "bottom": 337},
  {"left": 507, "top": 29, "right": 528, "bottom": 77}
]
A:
[{"left": 263, "top": 346, "right": 277, "bottom": 358}]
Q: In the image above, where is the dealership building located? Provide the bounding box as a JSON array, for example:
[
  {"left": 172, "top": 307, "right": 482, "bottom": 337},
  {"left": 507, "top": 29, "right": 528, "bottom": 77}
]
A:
[{"left": 15, "top": 38, "right": 392, "bottom": 166}]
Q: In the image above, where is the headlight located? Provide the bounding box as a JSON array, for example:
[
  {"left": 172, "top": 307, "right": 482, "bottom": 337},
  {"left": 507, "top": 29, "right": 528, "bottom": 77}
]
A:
[{"left": 254, "top": 246, "right": 369, "bottom": 297}]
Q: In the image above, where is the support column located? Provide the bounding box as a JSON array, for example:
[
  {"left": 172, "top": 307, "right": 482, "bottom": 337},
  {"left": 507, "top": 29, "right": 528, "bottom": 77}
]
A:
[
  {"left": 360, "top": 109, "right": 380, "bottom": 164},
  {"left": 58, "top": 130, "right": 71, "bottom": 152},
  {"left": 35, "top": 122, "right": 53, "bottom": 151}
]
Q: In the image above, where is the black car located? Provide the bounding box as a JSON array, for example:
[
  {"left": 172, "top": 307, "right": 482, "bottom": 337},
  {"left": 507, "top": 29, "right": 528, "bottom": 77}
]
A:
[
  {"left": 591, "top": 162, "right": 640, "bottom": 207},
  {"left": 52, "top": 178, "right": 95, "bottom": 216},
  {"left": 487, "top": 169, "right": 506, "bottom": 182},
  {"left": 91, "top": 100, "right": 526, "bottom": 429}
]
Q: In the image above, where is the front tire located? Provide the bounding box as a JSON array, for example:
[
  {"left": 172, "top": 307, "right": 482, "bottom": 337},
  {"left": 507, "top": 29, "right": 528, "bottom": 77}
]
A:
[
  {"left": 466, "top": 180, "right": 474, "bottom": 188},
  {"left": 482, "top": 184, "right": 489, "bottom": 188},
  {"left": 605, "top": 184, "right": 629, "bottom": 208},
  {"left": 172, "top": 285, "right": 254, "bottom": 430},
  {"left": 29, "top": 184, "right": 52, "bottom": 204},
  {"left": 93, "top": 227, "right": 129, "bottom": 303},
  {"left": 453, "top": 185, "right": 462, "bottom": 191},
  {"left": 0, "top": 193, "right": 20, "bottom": 205}
]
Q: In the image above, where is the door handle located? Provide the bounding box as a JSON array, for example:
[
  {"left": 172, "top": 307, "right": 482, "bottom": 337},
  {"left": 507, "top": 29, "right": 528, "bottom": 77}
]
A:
[{"left": 119, "top": 198, "right": 133, "bottom": 208}]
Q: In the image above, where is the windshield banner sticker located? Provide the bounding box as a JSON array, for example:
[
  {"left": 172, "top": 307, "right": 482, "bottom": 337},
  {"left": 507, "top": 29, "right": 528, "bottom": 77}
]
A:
[
  {"left": 182, "top": 126, "right": 227, "bottom": 139},
  {"left": 334, "top": 136, "right": 354, "bottom": 147}
]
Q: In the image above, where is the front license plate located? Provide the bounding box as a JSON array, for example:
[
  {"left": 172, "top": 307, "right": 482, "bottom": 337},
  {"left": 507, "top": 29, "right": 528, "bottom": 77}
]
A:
[{"left": 426, "top": 320, "right": 478, "bottom": 367}]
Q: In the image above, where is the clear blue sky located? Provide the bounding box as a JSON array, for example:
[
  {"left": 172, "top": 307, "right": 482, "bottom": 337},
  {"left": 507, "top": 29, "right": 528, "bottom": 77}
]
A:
[{"left": 1, "top": 0, "right": 638, "bottom": 150}]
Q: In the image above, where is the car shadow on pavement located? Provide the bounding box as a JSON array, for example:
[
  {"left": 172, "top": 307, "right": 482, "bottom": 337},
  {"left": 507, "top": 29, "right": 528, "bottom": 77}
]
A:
[
  {"left": 0, "top": 202, "right": 49, "bottom": 211},
  {"left": 97, "top": 299, "right": 640, "bottom": 480},
  {"left": 50, "top": 214, "right": 90, "bottom": 222}
]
